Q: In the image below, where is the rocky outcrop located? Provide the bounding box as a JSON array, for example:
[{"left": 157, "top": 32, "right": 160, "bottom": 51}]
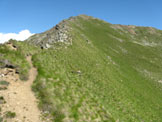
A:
[
  {"left": 26, "top": 20, "right": 72, "bottom": 49},
  {"left": 26, "top": 15, "right": 103, "bottom": 49},
  {"left": 0, "top": 59, "right": 15, "bottom": 69}
]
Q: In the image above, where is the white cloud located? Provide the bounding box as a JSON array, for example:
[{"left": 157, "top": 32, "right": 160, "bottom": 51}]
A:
[{"left": 0, "top": 30, "right": 34, "bottom": 43}]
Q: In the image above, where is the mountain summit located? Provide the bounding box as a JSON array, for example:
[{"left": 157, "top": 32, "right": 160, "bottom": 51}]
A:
[{"left": 27, "top": 15, "right": 162, "bottom": 49}]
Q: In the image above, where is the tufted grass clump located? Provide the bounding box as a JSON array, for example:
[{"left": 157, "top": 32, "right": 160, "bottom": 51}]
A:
[
  {"left": 5, "top": 111, "right": 16, "bottom": 118},
  {"left": 0, "top": 81, "right": 9, "bottom": 86}
]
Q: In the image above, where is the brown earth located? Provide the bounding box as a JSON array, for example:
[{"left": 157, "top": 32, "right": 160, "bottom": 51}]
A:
[{"left": 0, "top": 56, "right": 42, "bottom": 122}]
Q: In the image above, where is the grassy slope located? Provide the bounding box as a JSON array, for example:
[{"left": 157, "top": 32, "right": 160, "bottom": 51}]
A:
[
  {"left": 1, "top": 16, "right": 162, "bottom": 121},
  {"left": 30, "top": 16, "right": 162, "bottom": 121},
  {"left": 0, "top": 40, "right": 41, "bottom": 80},
  {"left": 0, "top": 40, "right": 29, "bottom": 80}
]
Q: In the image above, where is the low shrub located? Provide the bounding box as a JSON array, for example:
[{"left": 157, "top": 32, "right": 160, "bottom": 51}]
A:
[{"left": 5, "top": 111, "right": 16, "bottom": 118}]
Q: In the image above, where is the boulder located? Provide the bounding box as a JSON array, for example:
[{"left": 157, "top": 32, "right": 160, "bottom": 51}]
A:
[{"left": 0, "top": 59, "right": 15, "bottom": 69}]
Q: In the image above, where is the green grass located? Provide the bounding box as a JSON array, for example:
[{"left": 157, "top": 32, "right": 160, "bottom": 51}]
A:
[
  {"left": 0, "top": 81, "right": 9, "bottom": 86},
  {"left": 1, "top": 15, "right": 162, "bottom": 121},
  {"left": 0, "top": 42, "right": 30, "bottom": 80},
  {"left": 30, "top": 16, "right": 162, "bottom": 121},
  {"left": 5, "top": 111, "right": 16, "bottom": 118},
  {"left": 0, "top": 117, "right": 3, "bottom": 122},
  {"left": 34, "top": 16, "right": 162, "bottom": 121},
  {"left": 0, "top": 96, "right": 6, "bottom": 104},
  {"left": 0, "top": 107, "right": 3, "bottom": 122},
  {"left": 0, "top": 40, "right": 40, "bottom": 80}
]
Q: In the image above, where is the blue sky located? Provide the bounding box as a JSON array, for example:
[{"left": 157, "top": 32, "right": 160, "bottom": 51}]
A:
[{"left": 0, "top": 0, "right": 162, "bottom": 34}]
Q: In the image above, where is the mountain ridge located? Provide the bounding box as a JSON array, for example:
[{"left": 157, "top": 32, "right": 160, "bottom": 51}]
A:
[
  {"left": 0, "top": 15, "right": 162, "bottom": 121},
  {"left": 26, "top": 15, "right": 162, "bottom": 49}
]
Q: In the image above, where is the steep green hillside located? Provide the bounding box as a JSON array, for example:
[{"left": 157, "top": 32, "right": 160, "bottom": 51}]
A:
[
  {"left": 1, "top": 15, "right": 162, "bottom": 122},
  {"left": 0, "top": 40, "right": 30, "bottom": 80}
]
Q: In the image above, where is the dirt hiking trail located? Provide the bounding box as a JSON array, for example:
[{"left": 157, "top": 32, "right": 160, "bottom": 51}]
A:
[{"left": 0, "top": 56, "right": 41, "bottom": 122}]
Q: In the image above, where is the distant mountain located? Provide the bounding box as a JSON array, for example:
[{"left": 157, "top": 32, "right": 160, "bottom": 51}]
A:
[
  {"left": 26, "top": 15, "right": 162, "bottom": 48},
  {"left": 1, "top": 15, "right": 162, "bottom": 122}
]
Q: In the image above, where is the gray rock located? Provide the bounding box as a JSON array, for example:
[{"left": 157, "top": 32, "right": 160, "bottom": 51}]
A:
[
  {"left": 0, "top": 59, "right": 15, "bottom": 69},
  {"left": 26, "top": 19, "right": 72, "bottom": 48}
]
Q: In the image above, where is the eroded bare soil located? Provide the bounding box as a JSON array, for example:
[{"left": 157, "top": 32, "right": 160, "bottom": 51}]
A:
[{"left": 0, "top": 56, "right": 41, "bottom": 122}]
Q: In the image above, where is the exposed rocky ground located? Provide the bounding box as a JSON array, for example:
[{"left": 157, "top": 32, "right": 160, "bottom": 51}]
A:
[{"left": 26, "top": 19, "right": 73, "bottom": 49}]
